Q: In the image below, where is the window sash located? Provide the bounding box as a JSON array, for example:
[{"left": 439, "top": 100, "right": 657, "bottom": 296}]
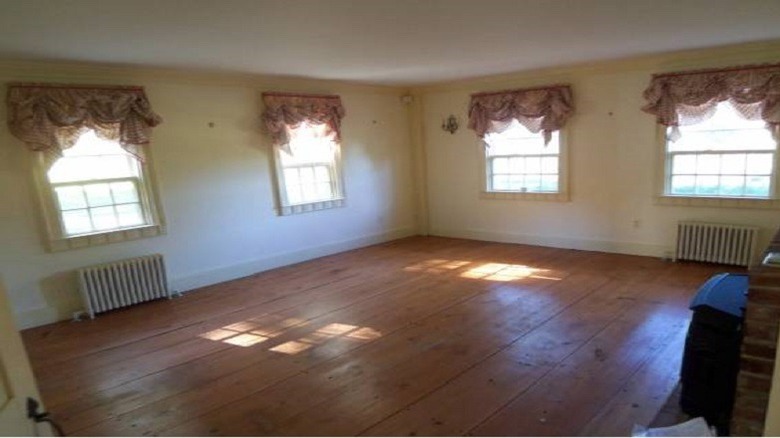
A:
[
  {"left": 49, "top": 176, "right": 152, "bottom": 237},
  {"left": 486, "top": 153, "right": 561, "bottom": 193},
  {"left": 664, "top": 146, "right": 778, "bottom": 199},
  {"left": 273, "top": 143, "right": 344, "bottom": 213},
  {"left": 281, "top": 162, "right": 340, "bottom": 205}
]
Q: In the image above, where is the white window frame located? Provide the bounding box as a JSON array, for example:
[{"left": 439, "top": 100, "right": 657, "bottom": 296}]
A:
[
  {"left": 654, "top": 114, "right": 780, "bottom": 210},
  {"left": 33, "top": 137, "right": 166, "bottom": 252},
  {"left": 479, "top": 127, "right": 570, "bottom": 202},
  {"left": 271, "top": 126, "right": 346, "bottom": 216}
]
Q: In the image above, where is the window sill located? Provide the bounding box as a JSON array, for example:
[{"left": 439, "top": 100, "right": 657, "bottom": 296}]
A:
[
  {"left": 480, "top": 191, "right": 570, "bottom": 202},
  {"left": 277, "top": 198, "right": 346, "bottom": 216},
  {"left": 47, "top": 224, "right": 166, "bottom": 252},
  {"left": 655, "top": 195, "right": 780, "bottom": 210}
]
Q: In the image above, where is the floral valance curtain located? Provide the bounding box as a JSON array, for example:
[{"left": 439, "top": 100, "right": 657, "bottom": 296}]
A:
[
  {"left": 468, "top": 85, "right": 574, "bottom": 144},
  {"left": 261, "top": 92, "right": 345, "bottom": 153},
  {"left": 642, "top": 63, "right": 780, "bottom": 140},
  {"left": 7, "top": 83, "right": 163, "bottom": 166}
]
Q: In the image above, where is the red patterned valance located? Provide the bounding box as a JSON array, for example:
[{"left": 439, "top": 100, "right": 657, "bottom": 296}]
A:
[
  {"left": 468, "top": 85, "right": 574, "bottom": 144},
  {"left": 261, "top": 92, "right": 345, "bottom": 149},
  {"left": 642, "top": 63, "right": 780, "bottom": 139},
  {"left": 6, "top": 83, "right": 162, "bottom": 165}
]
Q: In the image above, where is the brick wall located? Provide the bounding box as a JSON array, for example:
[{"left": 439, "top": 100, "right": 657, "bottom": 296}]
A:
[{"left": 732, "top": 229, "right": 780, "bottom": 436}]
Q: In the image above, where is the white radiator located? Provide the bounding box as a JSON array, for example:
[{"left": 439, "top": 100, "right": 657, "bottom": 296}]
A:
[
  {"left": 77, "top": 254, "right": 171, "bottom": 318},
  {"left": 675, "top": 221, "right": 759, "bottom": 267}
]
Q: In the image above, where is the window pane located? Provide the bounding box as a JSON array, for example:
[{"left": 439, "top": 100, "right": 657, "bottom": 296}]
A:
[
  {"left": 116, "top": 203, "right": 145, "bottom": 227},
  {"left": 746, "top": 153, "right": 773, "bottom": 175},
  {"left": 48, "top": 132, "right": 139, "bottom": 184},
  {"left": 509, "top": 157, "right": 523, "bottom": 173},
  {"left": 492, "top": 157, "right": 509, "bottom": 174},
  {"left": 110, "top": 181, "right": 139, "bottom": 204},
  {"left": 672, "top": 155, "right": 696, "bottom": 175},
  {"left": 90, "top": 206, "right": 118, "bottom": 231},
  {"left": 483, "top": 120, "right": 562, "bottom": 194},
  {"left": 525, "top": 157, "right": 541, "bottom": 174},
  {"left": 280, "top": 123, "right": 336, "bottom": 166},
  {"left": 745, "top": 176, "right": 771, "bottom": 197},
  {"left": 540, "top": 175, "right": 558, "bottom": 192},
  {"left": 55, "top": 186, "right": 87, "bottom": 210},
  {"left": 301, "top": 184, "right": 318, "bottom": 202},
  {"left": 669, "top": 102, "right": 775, "bottom": 152},
  {"left": 719, "top": 176, "right": 745, "bottom": 196},
  {"left": 286, "top": 184, "right": 302, "bottom": 204},
  {"left": 696, "top": 155, "right": 720, "bottom": 174},
  {"left": 671, "top": 175, "right": 695, "bottom": 195},
  {"left": 284, "top": 168, "right": 300, "bottom": 186},
  {"left": 541, "top": 157, "right": 558, "bottom": 174},
  {"left": 84, "top": 184, "right": 113, "bottom": 207},
  {"left": 524, "top": 175, "right": 541, "bottom": 192},
  {"left": 665, "top": 102, "right": 777, "bottom": 199},
  {"left": 45, "top": 130, "right": 158, "bottom": 237},
  {"left": 61, "top": 209, "right": 92, "bottom": 235},
  {"left": 508, "top": 175, "right": 522, "bottom": 191},
  {"left": 493, "top": 175, "right": 509, "bottom": 190},
  {"left": 314, "top": 166, "right": 331, "bottom": 182},
  {"left": 695, "top": 175, "right": 719, "bottom": 195},
  {"left": 721, "top": 154, "right": 746, "bottom": 175},
  {"left": 669, "top": 129, "right": 776, "bottom": 152},
  {"left": 316, "top": 183, "right": 333, "bottom": 200},
  {"left": 300, "top": 167, "right": 315, "bottom": 185},
  {"left": 485, "top": 120, "right": 559, "bottom": 155},
  {"left": 100, "top": 156, "right": 136, "bottom": 179}
]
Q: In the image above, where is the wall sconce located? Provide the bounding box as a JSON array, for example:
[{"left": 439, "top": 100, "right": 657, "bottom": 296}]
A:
[{"left": 441, "top": 115, "right": 459, "bottom": 134}]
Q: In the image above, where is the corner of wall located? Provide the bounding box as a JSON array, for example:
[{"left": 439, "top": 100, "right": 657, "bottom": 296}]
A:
[{"left": 405, "top": 88, "right": 429, "bottom": 235}]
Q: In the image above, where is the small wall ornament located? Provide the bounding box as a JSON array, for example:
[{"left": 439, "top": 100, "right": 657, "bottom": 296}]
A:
[{"left": 441, "top": 115, "right": 459, "bottom": 134}]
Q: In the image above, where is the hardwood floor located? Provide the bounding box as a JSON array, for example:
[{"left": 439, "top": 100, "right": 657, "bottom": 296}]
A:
[{"left": 22, "top": 236, "right": 734, "bottom": 436}]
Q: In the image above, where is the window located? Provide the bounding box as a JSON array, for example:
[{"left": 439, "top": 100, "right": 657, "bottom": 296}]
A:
[
  {"left": 663, "top": 101, "right": 778, "bottom": 200},
  {"left": 482, "top": 120, "right": 567, "bottom": 201},
  {"left": 37, "top": 131, "right": 164, "bottom": 250},
  {"left": 273, "top": 122, "right": 345, "bottom": 215}
]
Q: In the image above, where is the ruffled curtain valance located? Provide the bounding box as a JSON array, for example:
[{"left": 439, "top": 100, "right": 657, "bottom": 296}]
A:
[
  {"left": 642, "top": 63, "right": 780, "bottom": 140},
  {"left": 7, "top": 83, "right": 163, "bottom": 166},
  {"left": 261, "top": 92, "right": 345, "bottom": 153},
  {"left": 468, "top": 85, "right": 574, "bottom": 144}
]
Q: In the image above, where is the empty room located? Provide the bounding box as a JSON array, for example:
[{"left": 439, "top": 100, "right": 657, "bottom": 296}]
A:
[{"left": 2, "top": 0, "right": 780, "bottom": 436}]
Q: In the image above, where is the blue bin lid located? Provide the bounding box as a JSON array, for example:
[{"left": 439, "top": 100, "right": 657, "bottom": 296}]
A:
[{"left": 689, "top": 273, "right": 748, "bottom": 318}]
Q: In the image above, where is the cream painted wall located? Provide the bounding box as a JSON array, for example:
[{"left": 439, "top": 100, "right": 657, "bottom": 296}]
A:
[
  {"left": 3, "top": 43, "right": 780, "bottom": 333},
  {"left": 0, "top": 62, "right": 418, "bottom": 329},
  {"left": 418, "top": 43, "right": 780, "bottom": 259}
]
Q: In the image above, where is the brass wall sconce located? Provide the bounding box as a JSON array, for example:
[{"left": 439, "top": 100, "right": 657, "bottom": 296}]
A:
[{"left": 441, "top": 115, "right": 459, "bottom": 134}]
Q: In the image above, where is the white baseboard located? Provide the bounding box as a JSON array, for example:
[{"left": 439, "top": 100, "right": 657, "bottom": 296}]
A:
[
  {"left": 169, "top": 226, "right": 418, "bottom": 293},
  {"left": 14, "top": 307, "right": 63, "bottom": 330},
  {"left": 430, "top": 227, "right": 671, "bottom": 258},
  {"left": 15, "top": 226, "right": 418, "bottom": 329}
]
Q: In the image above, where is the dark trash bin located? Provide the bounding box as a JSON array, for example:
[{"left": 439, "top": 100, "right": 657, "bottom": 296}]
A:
[{"left": 680, "top": 273, "right": 748, "bottom": 436}]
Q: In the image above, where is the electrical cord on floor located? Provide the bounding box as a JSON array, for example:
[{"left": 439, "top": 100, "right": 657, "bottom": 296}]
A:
[{"left": 27, "top": 397, "right": 65, "bottom": 436}]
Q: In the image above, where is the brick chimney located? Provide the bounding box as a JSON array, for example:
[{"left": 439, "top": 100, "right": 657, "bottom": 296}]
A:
[{"left": 731, "top": 228, "right": 780, "bottom": 435}]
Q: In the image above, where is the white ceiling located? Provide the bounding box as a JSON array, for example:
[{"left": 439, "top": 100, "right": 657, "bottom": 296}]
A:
[{"left": 1, "top": 0, "right": 779, "bottom": 86}]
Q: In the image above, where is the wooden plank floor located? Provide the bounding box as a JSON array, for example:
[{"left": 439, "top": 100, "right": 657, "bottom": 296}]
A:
[{"left": 21, "top": 236, "right": 734, "bottom": 436}]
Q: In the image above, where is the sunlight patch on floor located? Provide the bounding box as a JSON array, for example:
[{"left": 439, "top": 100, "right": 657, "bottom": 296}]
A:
[
  {"left": 403, "top": 259, "right": 471, "bottom": 274},
  {"left": 270, "top": 322, "right": 383, "bottom": 355},
  {"left": 270, "top": 340, "right": 312, "bottom": 354},
  {"left": 198, "top": 315, "right": 306, "bottom": 347},
  {"left": 346, "top": 327, "right": 382, "bottom": 340},
  {"left": 223, "top": 333, "right": 269, "bottom": 347},
  {"left": 461, "top": 263, "right": 560, "bottom": 282}
]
